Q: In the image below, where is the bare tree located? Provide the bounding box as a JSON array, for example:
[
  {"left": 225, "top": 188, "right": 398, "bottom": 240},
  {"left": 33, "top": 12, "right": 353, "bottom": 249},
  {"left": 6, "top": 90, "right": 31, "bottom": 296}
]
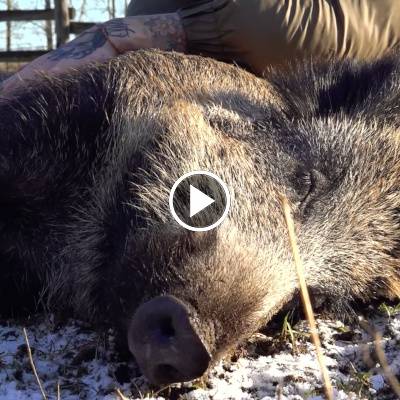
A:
[
  {"left": 6, "top": 0, "right": 11, "bottom": 51},
  {"left": 79, "top": 0, "right": 86, "bottom": 21},
  {"left": 107, "top": 0, "right": 115, "bottom": 19},
  {"left": 45, "top": 0, "right": 53, "bottom": 50},
  {"left": 5, "top": 0, "right": 12, "bottom": 70}
]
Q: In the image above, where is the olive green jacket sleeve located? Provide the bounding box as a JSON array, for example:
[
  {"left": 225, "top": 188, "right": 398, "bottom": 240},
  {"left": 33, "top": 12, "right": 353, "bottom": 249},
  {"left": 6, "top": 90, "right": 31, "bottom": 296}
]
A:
[{"left": 128, "top": 0, "right": 400, "bottom": 73}]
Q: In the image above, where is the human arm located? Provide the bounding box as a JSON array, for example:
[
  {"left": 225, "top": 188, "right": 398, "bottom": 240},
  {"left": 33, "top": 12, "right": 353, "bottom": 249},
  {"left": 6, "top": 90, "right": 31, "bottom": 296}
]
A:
[{"left": 1, "top": 13, "right": 185, "bottom": 94}]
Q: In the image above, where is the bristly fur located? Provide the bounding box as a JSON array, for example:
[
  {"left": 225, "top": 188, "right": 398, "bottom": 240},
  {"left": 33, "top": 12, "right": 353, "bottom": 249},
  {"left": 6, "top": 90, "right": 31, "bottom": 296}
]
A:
[{"left": 0, "top": 50, "right": 399, "bottom": 368}]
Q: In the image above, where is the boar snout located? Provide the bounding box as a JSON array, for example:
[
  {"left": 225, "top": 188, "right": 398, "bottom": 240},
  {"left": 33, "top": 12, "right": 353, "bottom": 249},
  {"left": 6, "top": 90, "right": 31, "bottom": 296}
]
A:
[{"left": 128, "top": 295, "right": 211, "bottom": 385}]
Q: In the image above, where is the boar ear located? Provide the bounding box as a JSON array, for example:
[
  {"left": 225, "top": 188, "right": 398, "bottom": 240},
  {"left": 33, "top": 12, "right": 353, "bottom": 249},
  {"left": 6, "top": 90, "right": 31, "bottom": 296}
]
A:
[
  {"left": 315, "top": 58, "right": 397, "bottom": 117},
  {"left": 269, "top": 56, "right": 397, "bottom": 120}
]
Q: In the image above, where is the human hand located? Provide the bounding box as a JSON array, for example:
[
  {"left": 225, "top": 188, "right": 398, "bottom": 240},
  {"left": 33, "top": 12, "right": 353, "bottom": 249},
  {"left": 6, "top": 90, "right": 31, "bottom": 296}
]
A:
[{"left": 1, "top": 13, "right": 185, "bottom": 94}]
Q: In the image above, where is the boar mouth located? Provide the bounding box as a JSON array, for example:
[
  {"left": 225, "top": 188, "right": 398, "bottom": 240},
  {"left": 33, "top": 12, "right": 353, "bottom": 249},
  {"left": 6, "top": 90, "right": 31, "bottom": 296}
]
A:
[{"left": 128, "top": 295, "right": 211, "bottom": 385}]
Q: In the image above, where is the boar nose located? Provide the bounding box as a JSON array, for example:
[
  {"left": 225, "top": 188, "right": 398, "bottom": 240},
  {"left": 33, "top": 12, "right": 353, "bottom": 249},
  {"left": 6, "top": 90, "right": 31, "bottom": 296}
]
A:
[{"left": 128, "top": 295, "right": 211, "bottom": 385}]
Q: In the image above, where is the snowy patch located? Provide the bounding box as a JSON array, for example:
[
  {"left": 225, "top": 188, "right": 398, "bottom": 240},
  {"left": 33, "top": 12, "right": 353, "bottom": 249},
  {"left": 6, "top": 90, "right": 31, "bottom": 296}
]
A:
[{"left": 0, "top": 309, "right": 399, "bottom": 399}]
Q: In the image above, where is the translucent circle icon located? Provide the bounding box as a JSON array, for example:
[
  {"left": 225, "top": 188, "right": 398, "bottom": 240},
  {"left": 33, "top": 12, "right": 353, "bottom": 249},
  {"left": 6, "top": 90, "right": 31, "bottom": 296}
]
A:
[{"left": 169, "top": 171, "right": 231, "bottom": 232}]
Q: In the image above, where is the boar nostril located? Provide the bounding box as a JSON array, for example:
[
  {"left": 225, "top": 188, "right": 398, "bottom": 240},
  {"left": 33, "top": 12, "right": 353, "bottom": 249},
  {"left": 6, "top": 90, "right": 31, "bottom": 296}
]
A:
[{"left": 158, "top": 317, "right": 175, "bottom": 338}]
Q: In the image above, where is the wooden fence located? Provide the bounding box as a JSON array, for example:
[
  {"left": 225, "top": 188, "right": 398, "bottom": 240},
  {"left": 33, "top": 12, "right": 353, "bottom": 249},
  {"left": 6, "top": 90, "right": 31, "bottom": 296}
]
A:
[{"left": 0, "top": 0, "right": 96, "bottom": 62}]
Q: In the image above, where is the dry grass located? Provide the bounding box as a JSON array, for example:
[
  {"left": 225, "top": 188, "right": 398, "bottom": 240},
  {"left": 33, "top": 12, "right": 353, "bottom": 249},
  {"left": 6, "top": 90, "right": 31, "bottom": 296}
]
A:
[
  {"left": 374, "top": 331, "right": 400, "bottom": 397},
  {"left": 116, "top": 387, "right": 130, "bottom": 400},
  {"left": 360, "top": 319, "right": 400, "bottom": 398},
  {"left": 280, "top": 197, "right": 400, "bottom": 400},
  {"left": 23, "top": 327, "right": 48, "bottom": 400},
  {"left": 281, "top": 196, "right": 334, "bottom": 400}
]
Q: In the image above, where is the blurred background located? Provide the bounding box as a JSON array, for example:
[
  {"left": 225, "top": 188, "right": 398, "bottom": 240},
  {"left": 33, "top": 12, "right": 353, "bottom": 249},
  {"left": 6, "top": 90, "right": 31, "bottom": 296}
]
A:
[{"left": 0, "top": 0, "right": 126, "bottom": 72}]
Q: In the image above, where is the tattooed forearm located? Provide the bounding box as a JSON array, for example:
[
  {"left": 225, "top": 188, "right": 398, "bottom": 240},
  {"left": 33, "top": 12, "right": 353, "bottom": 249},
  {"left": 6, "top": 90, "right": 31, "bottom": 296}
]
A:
[
  {"left": 1, "top": 14, "right": 186, "bottom": 94},
  {"left": 142, "top": 14, "right": 185, "bottom": 52},
  {"left": 46, "top": 13, "right": 185, "bottom": 62},
  {"left": 47, "top": 19, "right": 136, "bottom": 61},
  {"left": 48, "top": 29, "right": 107, "bottom": 61},
  {"left": 103, "top": 19, "right": 137, "bottom": 39}
]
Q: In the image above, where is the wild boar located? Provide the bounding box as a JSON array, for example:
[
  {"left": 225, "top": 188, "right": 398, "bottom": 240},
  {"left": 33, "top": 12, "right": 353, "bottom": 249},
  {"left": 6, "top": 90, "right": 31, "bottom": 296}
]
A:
[{"left": 0, "top": 50, "right": 399, "bottom": 385}]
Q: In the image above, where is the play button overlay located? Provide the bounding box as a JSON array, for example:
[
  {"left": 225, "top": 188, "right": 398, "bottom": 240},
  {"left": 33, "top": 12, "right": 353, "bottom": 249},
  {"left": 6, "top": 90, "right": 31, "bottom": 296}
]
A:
[
  {"left": 169, "top": 171, "right": 231, "bottom": 231},
  {"left": 190, "top": 185, "right": 215, "bottom": 217}
]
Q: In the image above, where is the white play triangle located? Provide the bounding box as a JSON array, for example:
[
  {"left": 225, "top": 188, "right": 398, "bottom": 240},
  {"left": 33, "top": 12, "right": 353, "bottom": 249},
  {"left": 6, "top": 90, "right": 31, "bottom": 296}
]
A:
[{"left": 189, "top": 185, "right": 215, "bottom": 217}]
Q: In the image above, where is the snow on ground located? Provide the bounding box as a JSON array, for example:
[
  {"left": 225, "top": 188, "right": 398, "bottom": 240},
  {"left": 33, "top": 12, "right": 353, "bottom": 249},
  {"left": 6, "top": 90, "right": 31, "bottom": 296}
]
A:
[{"left": 0, "top": 305, "right": 399, "bottom": 400}]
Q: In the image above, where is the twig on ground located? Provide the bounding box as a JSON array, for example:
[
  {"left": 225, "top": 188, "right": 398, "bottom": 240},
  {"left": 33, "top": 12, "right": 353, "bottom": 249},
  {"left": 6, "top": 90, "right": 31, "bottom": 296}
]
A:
[
  {"left": 374, "top": 331, "right": 400, "bottom": 397},
  {"left": 57, "top": 380, "right": 61, "bottom": 400},
  {"left": 151, "top": 385, "right": 172, "bottom": 398},
  {"left": 132, "top": 381, "right": 144, "bottom": 399},
  {"left": 22, "top": 327, "right": 48, "bottom": 400},
  {"left": 115, "top": 388, "right": 130, "bottom": 400},
  {"left": 276, "top": 383, "right": 283, "bottom": 399},
  {"left": 360, "top": 319, "right": 400, "bottom": 397},
  {"left": 281, "top": 196, "right": 334, "bottom": 400}
]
